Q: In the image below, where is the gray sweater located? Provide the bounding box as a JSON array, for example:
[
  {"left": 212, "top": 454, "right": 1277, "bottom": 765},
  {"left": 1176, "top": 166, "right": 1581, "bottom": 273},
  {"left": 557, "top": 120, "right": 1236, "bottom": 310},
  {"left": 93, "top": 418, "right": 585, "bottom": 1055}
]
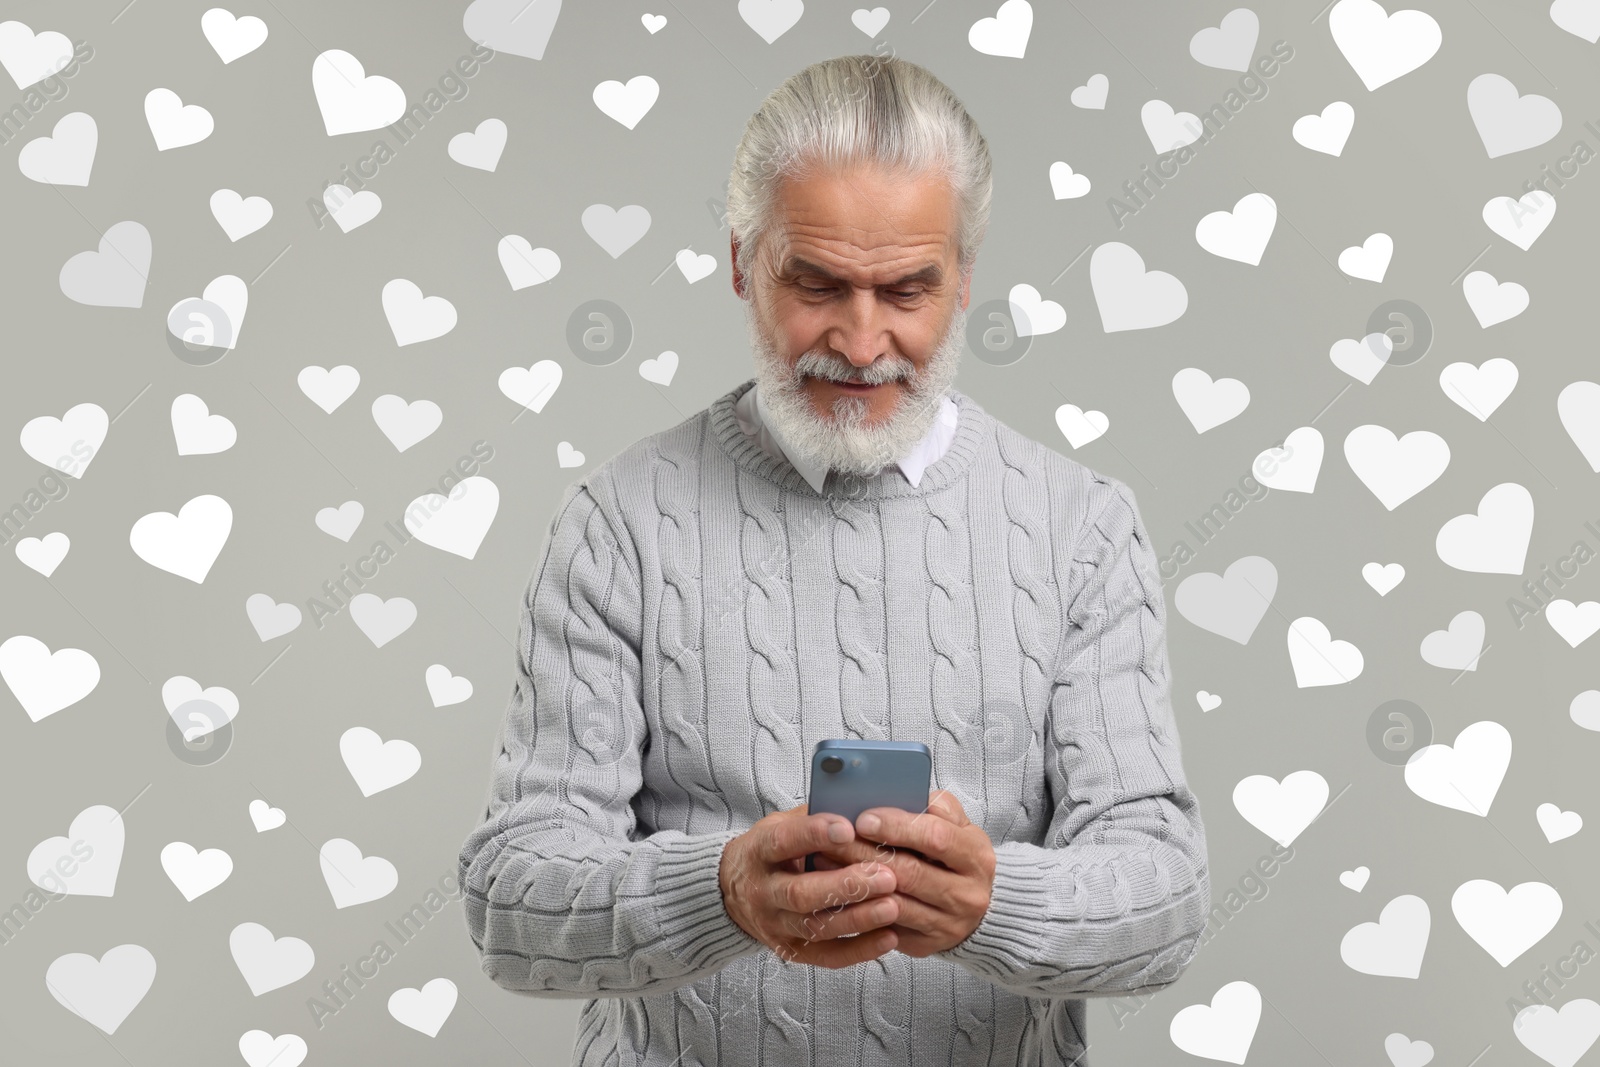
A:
[{"left": 458, "top": 376, "right": 1211, "bottom": 1066}]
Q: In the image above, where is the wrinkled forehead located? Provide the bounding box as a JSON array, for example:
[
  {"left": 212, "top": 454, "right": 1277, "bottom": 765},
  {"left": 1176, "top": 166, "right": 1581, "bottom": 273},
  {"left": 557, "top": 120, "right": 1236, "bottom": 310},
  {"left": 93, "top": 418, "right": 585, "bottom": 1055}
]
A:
[{"left": 763, "top": 164, "right": 959, "bottom": 280}]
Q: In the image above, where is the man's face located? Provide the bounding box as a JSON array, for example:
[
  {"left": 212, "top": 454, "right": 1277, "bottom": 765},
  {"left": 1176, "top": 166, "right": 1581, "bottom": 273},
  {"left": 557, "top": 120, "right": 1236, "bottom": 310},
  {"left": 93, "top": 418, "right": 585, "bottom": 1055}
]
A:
[{"left": 731, "top": 161, "right": 972, "bottom": 480}]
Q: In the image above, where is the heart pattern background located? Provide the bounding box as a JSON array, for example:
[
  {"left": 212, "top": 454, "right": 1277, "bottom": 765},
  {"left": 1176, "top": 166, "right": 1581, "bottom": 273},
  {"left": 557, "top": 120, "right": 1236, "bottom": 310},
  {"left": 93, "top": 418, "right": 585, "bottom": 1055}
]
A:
[{"left": 2, "top": 2, "right": 1599, "bottom": 1065}]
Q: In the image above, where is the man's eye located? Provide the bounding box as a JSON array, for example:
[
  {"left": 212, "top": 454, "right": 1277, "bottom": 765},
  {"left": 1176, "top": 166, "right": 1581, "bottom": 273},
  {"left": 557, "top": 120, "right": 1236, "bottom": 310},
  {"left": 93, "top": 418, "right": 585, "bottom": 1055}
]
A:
[
  {"left": 802, "top": 285, "right": 831, "bottom": 295},
  {"left": 889, "top": 290, "right": 921, "bottom": 300}
]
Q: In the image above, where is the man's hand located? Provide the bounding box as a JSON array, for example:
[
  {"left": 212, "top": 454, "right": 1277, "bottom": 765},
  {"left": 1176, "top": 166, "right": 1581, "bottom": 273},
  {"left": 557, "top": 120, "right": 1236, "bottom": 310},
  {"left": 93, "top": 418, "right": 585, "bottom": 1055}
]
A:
[
  {"left": 719, "top": 803, "right": 902, "bottom": 968},
  {"left": 820, "top": 790, "right": 997, "bottom": 957}
]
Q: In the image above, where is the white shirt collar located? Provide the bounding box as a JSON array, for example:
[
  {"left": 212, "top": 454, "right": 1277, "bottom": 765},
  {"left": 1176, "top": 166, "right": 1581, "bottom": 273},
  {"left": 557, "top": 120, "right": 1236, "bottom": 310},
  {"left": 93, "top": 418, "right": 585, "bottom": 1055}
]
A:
[{"left": 736, "top": 380, "right": 960, "bottom": 494}]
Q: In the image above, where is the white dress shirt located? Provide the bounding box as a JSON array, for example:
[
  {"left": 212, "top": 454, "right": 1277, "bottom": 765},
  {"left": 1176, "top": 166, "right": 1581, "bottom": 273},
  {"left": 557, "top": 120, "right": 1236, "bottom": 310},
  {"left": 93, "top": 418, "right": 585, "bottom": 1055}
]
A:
[{"left": 733, "top": 379, "right": 960, "bottom": 493}]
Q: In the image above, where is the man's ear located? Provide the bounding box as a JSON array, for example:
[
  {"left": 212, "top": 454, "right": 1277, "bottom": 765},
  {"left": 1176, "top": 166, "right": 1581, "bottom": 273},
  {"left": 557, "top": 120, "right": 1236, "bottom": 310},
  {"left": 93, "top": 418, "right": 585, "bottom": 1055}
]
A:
[
  {"left": 959, "top": 260, "right": 973, "bottom": 310},
  {"left": 730, "top": 232, "right": 745, "bottom": 299}
]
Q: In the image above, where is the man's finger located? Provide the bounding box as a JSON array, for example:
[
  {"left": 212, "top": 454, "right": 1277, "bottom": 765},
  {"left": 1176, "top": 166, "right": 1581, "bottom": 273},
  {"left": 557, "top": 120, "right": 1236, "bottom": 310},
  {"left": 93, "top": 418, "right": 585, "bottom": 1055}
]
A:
[
  {"left": 767, "top": 860, "right": 894, "bottom": 915},
  {"left": 785, "top": 927, "right": 898, "bottom": 969},
  {"left": 857, "top": 807, "right": 981, "bottom": 876},
  {"left": 761, "top": 812, "right": 853, "bottom": 865},
  {"left": 792, "top": 893, "right": 902, "bottom": 942},
  {"left": 876, "top": 891, "right": 947, "bottom": 936},
  {"left": 927, "top": 789, "right": 970, "bottom": 827}
]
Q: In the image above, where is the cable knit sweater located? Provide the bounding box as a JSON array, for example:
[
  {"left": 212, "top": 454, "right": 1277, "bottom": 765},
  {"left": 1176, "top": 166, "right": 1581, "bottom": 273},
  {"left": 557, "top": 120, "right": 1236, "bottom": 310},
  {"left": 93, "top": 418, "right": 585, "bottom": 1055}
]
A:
[{"left": 458, "top": 375, "right": 1211, "bottom": 1067}]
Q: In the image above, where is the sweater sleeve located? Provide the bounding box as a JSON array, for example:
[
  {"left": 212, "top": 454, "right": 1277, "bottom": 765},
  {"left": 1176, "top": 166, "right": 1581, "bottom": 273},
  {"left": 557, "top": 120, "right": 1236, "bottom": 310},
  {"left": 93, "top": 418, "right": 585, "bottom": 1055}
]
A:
[
  {"left": 938, "top": 477, "right": 1211, "bottom": 999},
  {"left": 457, "top": 479, "right": 763, "bottom": 999}
]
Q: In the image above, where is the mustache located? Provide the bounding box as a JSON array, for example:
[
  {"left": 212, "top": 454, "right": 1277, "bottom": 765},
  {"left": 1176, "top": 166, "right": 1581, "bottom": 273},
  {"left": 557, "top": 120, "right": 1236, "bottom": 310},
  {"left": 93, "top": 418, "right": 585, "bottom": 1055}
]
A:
[{"left": 793, "top": 353, "right": 913, "bottom": 386}]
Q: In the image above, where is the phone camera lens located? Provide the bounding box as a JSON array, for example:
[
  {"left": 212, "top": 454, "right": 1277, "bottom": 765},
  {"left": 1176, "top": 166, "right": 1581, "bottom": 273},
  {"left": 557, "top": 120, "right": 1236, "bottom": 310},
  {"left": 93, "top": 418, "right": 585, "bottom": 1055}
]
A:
[{"left": 820, "top": 756, "right": 844, "bottom": 774}]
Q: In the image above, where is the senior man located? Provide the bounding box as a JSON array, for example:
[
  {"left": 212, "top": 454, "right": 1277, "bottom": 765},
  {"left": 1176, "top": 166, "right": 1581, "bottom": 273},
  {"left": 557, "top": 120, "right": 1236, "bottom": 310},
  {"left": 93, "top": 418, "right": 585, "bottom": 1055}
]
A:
[{"left": 459, "top": 54, "right": 1210, "bottom": 1067}]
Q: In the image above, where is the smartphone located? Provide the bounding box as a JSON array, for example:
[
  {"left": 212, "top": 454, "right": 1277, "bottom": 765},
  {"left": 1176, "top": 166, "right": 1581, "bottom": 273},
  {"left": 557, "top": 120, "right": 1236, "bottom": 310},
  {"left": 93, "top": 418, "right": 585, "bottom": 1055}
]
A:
[{"left": 804, "top": 739, "right": 931, "bottom": 873}]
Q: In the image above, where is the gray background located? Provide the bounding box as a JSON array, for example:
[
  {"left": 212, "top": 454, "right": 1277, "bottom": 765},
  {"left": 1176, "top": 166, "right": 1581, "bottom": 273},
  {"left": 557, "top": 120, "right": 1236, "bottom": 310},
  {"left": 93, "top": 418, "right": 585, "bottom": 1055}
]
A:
[{"left": 2, "top": 0, "right": 1598, "bottom": 1064}]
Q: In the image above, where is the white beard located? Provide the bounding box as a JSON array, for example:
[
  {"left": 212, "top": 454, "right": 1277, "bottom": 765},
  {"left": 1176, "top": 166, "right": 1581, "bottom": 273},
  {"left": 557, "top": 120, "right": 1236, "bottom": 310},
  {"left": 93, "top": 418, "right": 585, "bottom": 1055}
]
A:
[{"left": 746, "top": 296, "right": 966, "bottom": 480}]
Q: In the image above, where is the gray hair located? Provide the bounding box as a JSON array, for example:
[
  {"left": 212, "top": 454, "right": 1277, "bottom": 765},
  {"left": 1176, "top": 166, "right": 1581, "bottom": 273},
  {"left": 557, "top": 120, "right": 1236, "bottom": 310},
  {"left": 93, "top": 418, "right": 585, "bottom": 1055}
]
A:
[{"left": 726, "top": 54, "right": 993, "bottom": 297}]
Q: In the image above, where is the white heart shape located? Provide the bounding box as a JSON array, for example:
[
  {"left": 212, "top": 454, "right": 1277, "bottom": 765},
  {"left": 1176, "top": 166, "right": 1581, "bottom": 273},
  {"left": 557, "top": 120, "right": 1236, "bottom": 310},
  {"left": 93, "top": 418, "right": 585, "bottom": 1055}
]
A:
[
  {"left": 238, "top": 1031, "right": 306, "bottom": 1067},
  {"left": 323, "top": 184, "right": 381, "bottom": 232},
  {"left": 1343, "top": 425, "right": 1449, "bottom": 510},
  {"left": 1140, "top": 98, "right": 1202, "bottom": 153},
  {"left": 18, "top": 110, "right": 97, "bottom": 185},
  {"left": 1340, "top": 894, "right": 1430, "bottom": 978},
  {"left": 297, "top": 364, "right": 360, "bottom": 413},
  {"left": 1169, "top": 980, "right": 1262, "bottom": 1064},
  {"left": 318, "top": 838, "right": 398, "bottom": 908},
  {"left": 15, "top": 532, "right": 70, "bottom": 577},
  {"left": 159, "top": 841, "right": 233, "bottom": 901},
  {"left": 314, "top": 500, "right": 363, "bottom": 542},
  {"left": 1287, "top": 615, "right": 1363, "bottom": 687},
  {"left": 1328, "top": 0, "right": 1441, "bottom": 91},
  {"left": 1048, "top": 161, "right": 1091, "bottom": 198},
  {"left": 497, "top": 236, "right": 560, "bottom": 290},
  {"left": 1329, "top": 331, "right": 1393, "bottom": 384},
  {"left": 1292, "top": 101, "right": 1354, "bottom": 155},
  {"left": 1419, "top": 609, "right": 1486, "bottom": 671},
  {"left": 340, "top": 727, "right": 422, "bottom": 797},
  {"left": 425, "top": 664, "right": 473, "bottom": 707},
  {"left": 1483, "top": 190, "right": 1556, "bottom": 250},
  {"left": 245, "top": 593, "right": 301, "bottom": 641},
  {"left": 248, "top": 799, "right": 286, "bottom": 832},
  {"left": 388, "top": 978, "right": 458, "bottom": 1037},
  {"left": 209, "top": 188, "right": 273, "bottom": 241},
  {"left": 1172, "top": 367, "right": 1250, "bottom": 433},
  {"left": 1233, "top": 769, "right": 1329, "bottom": 847},
  {"left": 1070, "top": 73, "right": 1108, "bottom": 109},
  {"left": 851, "top": 7, "right": 890, "bottom": 36},
  {"left": 1254, "top": 427, "right": 1323, "bottom": 493},
  {"left": 382, "top": 278, "right": 456, "bottom": 346},
  {"left": 129, "top": 494, "right": 232, "bottom": 583},
  {"left": 45, "top": 944, "right": 156, "bottom": 1035},
  {"left": 1451, "top": 878, "right": 1561, "bottom": 968},
  {"left": 28, "top": 803, "right": 124, "bottom": 896},
  {"left": 1404, "top": 720, "right": 1512, "bottom": 817},
  {"left": 1547, "top": 600, "right": 1600, "bottom": 648},
  {"left": 1362, "top": 561, "right": 1405, "bottom": 595},
  {"left": 19, "top": 401, "right": 108, "bottom": 479},
  {"left": 557, "top": 441, "right": 586, "bottom": 468},
  {"left": 161, "top": 674, "right": 240, "bottom": 739},
  {"left": 1536, "top": 802, "right": 1582, "bottom": 843},
  {"left": 968, "top": 0, "right": 1033, "bottom": 58},
  {"left": 639, "top": 350, "right": 678, "bottom": 386},
  {"left": 1008, "top": 282, "right": 1066, "bottom": 336},
  {"left": 312, "top": 49, "right": 404, "bottom": 135},
  {"left": 1435, "top": 482, "right": 1533, "bottom": 575},
  {"left": 230, "top": 921, "right": 314, "bottom": 995},
  {"left": 201, "top": 9, "right": 269, "bottom": 63},
  {"left": 447, "top": 117, "right": 507, "bottom": 171},
  {"left": 371, "top": 394, "right": 443, "bottom": 453},
  {"left": 171, "top": 393, "right": 237, "bottom": 455},
  {"left": 348, "top": 593, "right": 417, "bottom": 648},
  {"left": 499, "top": 360, "right": 563, "bottom": 412},
  {"left": 676, "top": 247, "right": 716, "bottom": 283},
  {"left": 1089, "top": 241, "right": 1188, "bottom": 332},
  {"left": 404, "top": 476, "right": 499, "bottom": 560},
  {"left": 144, "top": 87, "right": 213, "bottom": 150},
  {"left": 1463, "top": 269, "right": 1529, "bottom": 328},
  {"left": 593, "top": 74, "right": 659, "bottom": 129},
  {"left": 1557, "top": 381, "right": 1600, "bottom": 471},
  {"left": 1439, "top": 358, "right": 1517, "bottom": 421},
  {"left": 1338, "top": 231, "right": 1393, "bottom": 282},
  {"left": 1054, "top": 404, "right": 1108, "bottom": 448},
  {"left": 1195, "top": 192, "right": 1277, "bottom": 265},
  {"left": 0, "top": 20, "right": 75, "bottom": 89}
]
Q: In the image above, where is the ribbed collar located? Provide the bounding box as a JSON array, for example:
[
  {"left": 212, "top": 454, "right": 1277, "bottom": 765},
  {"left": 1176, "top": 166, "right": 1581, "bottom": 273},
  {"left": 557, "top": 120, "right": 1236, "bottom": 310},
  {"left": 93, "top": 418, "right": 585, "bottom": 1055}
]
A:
[{"left": 709, "top": 376, "right": 987, "bottom": 500}]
